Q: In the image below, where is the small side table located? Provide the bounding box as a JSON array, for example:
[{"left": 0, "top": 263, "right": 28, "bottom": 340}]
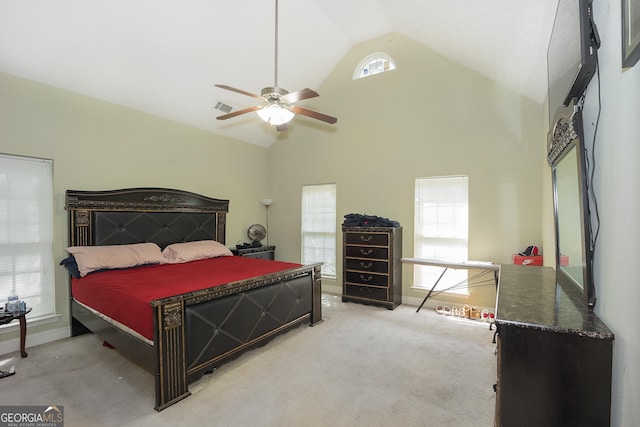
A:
[{"left": 0, "top": 308, "right": 31, "bottom": 358}]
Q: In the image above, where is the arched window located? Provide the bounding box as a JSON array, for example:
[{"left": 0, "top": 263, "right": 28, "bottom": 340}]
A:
[{"left": 353, "top": 52, "right": 396, "bottom": 80}]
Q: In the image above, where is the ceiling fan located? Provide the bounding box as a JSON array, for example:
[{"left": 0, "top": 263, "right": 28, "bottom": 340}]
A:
[{"left": 215, "top": 0, "right": 337, "bottom": 132}]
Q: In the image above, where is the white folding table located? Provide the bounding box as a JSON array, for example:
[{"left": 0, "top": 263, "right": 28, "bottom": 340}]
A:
[{"left": 401, "top": 258, "right": 500, "bottom": 313}]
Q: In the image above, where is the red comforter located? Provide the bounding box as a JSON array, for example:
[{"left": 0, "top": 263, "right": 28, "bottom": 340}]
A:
[{"left": 72, "top": 256, "right": 302, "bottom": 341}]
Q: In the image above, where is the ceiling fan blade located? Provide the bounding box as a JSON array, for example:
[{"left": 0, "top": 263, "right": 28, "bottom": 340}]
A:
[
  {"left": 216, "top": 105, "right": 262, "bottom": 120},
  {"left": 215, "top": 84, "right": 262, "bottom": 100},
  {"left": 281, "top": 88, "right": 319, "bottom": 103},
  {"left": 291, "top": 106, "right": 338, "bottom": 124}
]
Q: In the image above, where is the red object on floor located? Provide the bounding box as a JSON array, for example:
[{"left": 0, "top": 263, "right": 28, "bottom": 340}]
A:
[{"left": 513, "top": 255, "right": 543, "bottom": 266}]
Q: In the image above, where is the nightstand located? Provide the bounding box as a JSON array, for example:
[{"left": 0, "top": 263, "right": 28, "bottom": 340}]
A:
[{"left": 232, "top": 245, "right": 276, "bottom": 260}]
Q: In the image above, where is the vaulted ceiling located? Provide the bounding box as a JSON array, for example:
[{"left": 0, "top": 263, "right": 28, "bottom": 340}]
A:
[{"left": 0, "top": 0, "right": 559, "bottom": 148}]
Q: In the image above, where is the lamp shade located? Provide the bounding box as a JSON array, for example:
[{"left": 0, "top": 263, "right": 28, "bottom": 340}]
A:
[
  {"left": 256, "top": 104, "right": 294, "bottom": 126},
  {"left": 260, "top": 198, "right": 273, "bottom": 206}
]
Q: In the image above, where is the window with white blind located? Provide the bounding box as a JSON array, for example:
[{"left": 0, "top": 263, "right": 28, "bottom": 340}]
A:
[
  {"left": 0, "top": 154, "right": 55, "bottom": 325},
  {"left": 301, "top": 183, "right": 336, "bottom": 279},
  {"left": 413, "top": 176, "right": 469, "bottom": 294}
]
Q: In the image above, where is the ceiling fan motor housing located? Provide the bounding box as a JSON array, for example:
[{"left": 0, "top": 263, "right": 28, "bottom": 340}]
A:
[{"left": 261, "top": 86, "right": 289, "bottom": 99}]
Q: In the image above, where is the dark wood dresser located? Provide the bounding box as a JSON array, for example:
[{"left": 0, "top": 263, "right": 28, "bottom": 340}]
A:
[
  {"left": 495, "top": 264, "right": 614, "bottom": 426},
  {"left": 342, "top": 226, "right": 402, "bottom": 309}
]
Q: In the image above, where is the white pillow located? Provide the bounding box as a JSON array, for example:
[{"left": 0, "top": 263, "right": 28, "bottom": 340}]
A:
[
  {"left": 162, "top": 240, "right": 232, "bottom": 264},
  {"left": 66, "top": 242, "right": 165, "bottom": 277}
]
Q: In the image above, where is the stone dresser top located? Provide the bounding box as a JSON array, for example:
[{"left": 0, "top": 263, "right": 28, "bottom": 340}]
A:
[{"left": 496, "top": 264, "right": 613, "bottom": 340}]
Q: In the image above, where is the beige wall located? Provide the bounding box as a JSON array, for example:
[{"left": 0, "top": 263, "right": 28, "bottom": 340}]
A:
[
  {"left": 584, "top": 2, "right": 640, "bottom": 424},
  {"left": 0, "top": 72, "right": 270, "bottom": 347},
  {"left": 269, "top": 34, "right": 545, "bottom": 309},
  {"left": 0, "top": 34, "right": 544, "bottom": 346}
]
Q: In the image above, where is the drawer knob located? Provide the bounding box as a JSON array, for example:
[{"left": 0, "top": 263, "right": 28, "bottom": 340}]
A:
[
  {"left": 360, "top": 261, "right": 372, "bottom": 269},
  {"left": 360, "top": 248, "right": 373, "bottom": 255},
  {"left": 360, "top": 275, "right": 373, "bottom": 282},
  {"left": 359, "top": 235, "right": 373, "bottom": 242}
]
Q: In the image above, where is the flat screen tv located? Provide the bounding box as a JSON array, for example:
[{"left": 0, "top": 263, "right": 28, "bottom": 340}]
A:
[{"left": 547, "top": 0, "right": 599, "bottom": 126}]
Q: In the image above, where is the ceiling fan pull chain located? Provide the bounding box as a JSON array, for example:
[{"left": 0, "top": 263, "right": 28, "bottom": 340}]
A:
[{"left": 274, "top": 0, "right": 279, "bottom": 88}]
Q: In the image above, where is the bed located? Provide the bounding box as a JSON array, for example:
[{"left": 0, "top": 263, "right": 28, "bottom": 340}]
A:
[{"left": 64, "top": 188, "right": 322, "bottom": 411}]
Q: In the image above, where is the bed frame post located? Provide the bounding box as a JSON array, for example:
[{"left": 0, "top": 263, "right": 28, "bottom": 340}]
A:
[
  {"left": 68, "top": 209, "right": 93, "bottom": 336},
  {"left": 69, "top": 209, "right": 92, "bottom": 246},
  {"left": 154, "top": 301, "right": 191, "bottom": 411},
  {"left": 311, "top": 265, "right": 323, "bottom": 326}
]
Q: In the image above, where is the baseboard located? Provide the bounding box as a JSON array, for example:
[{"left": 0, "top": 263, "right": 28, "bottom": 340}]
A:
[
  {"left": 322, "top": 283, "right": 341, "bottom": 295},
  {"left": 401, "top": 295, "right": 430, "bottom": 308},
  {"left": 322, "top": 285, "right": 431, "bottom": 309},
  {"left": 0, "top": 326, "right": 70, "bottom": 357}
]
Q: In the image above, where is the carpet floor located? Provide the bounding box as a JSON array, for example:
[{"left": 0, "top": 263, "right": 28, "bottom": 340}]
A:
[{"left": 0, "top": 294, "right": 497, "bottom": 427}]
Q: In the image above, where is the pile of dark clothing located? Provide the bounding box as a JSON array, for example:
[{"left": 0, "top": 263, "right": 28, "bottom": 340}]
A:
[{"left": 342, "top": 213, "right": 400, "bottom": 228}]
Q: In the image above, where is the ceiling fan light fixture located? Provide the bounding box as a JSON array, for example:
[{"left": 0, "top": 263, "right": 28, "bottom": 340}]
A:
[{"left": 257, "top": 103, "right": 295, "bottom": 126}]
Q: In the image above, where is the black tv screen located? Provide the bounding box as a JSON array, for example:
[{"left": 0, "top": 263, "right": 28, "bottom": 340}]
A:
[{"left": 547, "top": 0, "right": 598, "bottom": 125}]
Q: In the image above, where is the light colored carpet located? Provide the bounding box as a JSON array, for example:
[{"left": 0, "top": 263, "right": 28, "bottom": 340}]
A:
[{"left": 0, "top": 295, "right": 497, "bottom": 427}]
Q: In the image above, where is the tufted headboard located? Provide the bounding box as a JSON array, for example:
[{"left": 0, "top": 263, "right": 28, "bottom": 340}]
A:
[{"left": 65, "top": 188, "right": 229, "bottom": 249}]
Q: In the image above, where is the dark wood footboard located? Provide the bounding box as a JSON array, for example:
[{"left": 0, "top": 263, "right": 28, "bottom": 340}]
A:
[{"left": 152, "top": 264, "right": 322, "bottom": 410}]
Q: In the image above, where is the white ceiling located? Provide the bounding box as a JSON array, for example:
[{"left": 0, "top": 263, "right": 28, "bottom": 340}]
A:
[{"left": 0, "top": 0, "right": 559, "bottom": 148}]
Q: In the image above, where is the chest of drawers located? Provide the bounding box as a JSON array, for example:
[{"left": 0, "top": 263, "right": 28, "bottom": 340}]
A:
[{"left": 342, "top": 226, "right": 402, "bottom": 309}]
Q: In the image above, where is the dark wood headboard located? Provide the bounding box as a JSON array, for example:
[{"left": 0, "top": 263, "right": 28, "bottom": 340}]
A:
[{"left": 65, "top": 188, "right": 229, "bottom": 248}]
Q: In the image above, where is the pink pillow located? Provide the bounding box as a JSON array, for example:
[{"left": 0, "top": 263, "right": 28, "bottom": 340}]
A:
[
  {"left": 162, "top": 240, "right": 232, "bottom": 264},
  {"left": 66, "top": 243, "right": 165, "bottom": 277}
]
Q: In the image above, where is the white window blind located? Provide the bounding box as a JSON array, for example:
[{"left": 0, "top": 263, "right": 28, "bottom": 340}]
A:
[
  {"left": 301, "top": 183, "right": 336, "bottom": 279},
  {"left": 414, "top": 176, "right": 469, "bottom": 294},
  {"left": 0, "top": 154, "right": 55, "bottom": 323}
]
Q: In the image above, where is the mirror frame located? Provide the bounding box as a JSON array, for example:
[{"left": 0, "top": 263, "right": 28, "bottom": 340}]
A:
[{"left": 548, "top": 108, "right": 596, "bottom": 309}]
